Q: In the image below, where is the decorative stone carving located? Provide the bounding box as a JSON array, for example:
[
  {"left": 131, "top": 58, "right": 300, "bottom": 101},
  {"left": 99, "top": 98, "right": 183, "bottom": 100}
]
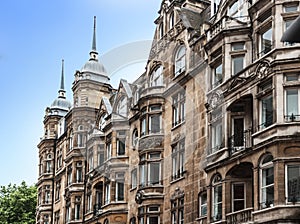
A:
[
  {"left": 255, "top": 60, "right": 271, "bottom": 80},
  {"left": 135, "top": 190, "right": 145, "bottom": 204},
  {"left": 208, "top": 90, "right": 223, "bottom": 109},
  {"left": 139, "top": 136, "right": 163, "bottom": 151},
  {"left": 171, "top": 187, "right": 185, "bottom": 200}
]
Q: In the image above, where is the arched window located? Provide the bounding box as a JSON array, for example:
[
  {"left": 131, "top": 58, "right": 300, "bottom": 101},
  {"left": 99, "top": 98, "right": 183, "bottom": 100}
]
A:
[
  {"left": 175, "top": 46, "right": 186, "bottom": 76},
  {"left": 212, "top": 174, "right": 222, "bottom": 221},
  {"left": 170, "top": 13, "right": 175, "bottom": 29},
  {"left": 228, "top": 0, "right": 246, "bottom": 19},
  {"left": 150, "top": 66, "right": 163, "bottom": 87},
  {"left": 260, "top": 154, "right": 274, "bottom": 208}
]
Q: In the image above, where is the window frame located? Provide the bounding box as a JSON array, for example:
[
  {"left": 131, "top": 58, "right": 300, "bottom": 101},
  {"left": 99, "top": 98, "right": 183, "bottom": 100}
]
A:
[
  {"left": 259, "top": 154, "right": 274, "bottom": 209},
  {"left": 285, "top": 164, "right": 300, "bottom": 203},
  {"left": 175, "top": 46, "right": 186, "bottom": 76}
]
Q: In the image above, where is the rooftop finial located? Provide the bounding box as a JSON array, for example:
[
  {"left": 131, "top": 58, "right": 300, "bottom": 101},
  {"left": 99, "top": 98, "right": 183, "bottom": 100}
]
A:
[
  {"left": 58, "top": 59, "right": 66, "bottom": 98},
  {"left": 60, "top": 59, "right": 65, "bottom": 90},
  {"left": 92, "top": 16, "right": 97, "bottom": 51}
]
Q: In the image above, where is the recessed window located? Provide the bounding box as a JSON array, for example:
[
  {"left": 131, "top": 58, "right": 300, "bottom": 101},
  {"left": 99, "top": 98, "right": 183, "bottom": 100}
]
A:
[
  {"left": 172, "top": 91, "right": 186, "bottom": 127},
  {"left": 232, "top": 183, "right": 245, "bottom": 211},
  {"left": 139, "top": 153, "right": 161, "bottom": 187},
  {"left": 172, "top": 140, "right": 185, "bottom": 181}
]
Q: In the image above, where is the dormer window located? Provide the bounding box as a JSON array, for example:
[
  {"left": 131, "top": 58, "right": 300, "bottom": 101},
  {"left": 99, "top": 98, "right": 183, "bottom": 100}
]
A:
[
  {"left": 150, "top": 65, "right": 163, "bottom": 87},
  {"left": 175, "top": 46, "right": 186, "bottom": 76}
]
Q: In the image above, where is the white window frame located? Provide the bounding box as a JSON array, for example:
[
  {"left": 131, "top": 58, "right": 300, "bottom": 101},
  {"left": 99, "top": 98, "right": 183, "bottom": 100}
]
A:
[
  {"left": 175, "top": 46, "right": 186, "bottom": 76},
  {"left": 199, "top": 191, "right": 207, "bottom": 217},
  {"left": 150, "top": 66, "right": 163, "bottom": 87},
  {"left": 260, "top": 154, "right": 274, "bottom": 209}
]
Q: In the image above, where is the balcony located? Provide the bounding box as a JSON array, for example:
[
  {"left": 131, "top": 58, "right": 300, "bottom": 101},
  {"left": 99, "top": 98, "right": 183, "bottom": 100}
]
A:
[
  {"left": 226, "top": 208, "right": 253, "bottom": 224},
  {"left": 207, "top": 15, "right": 251, "bottom": 41},
  {"left": 140, "top": 85, "right": 165, "bottom": 99},
  {"left": 228, "top": 129, "right": 252, "bottom": 156}
]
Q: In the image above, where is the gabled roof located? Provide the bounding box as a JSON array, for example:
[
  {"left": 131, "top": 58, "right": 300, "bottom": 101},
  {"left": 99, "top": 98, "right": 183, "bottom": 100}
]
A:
[{"left": 102, "top": 96, "right": 112, "bottom": 115}]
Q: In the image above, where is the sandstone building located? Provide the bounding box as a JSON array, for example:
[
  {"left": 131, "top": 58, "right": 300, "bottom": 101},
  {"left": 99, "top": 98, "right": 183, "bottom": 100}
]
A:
[{"left": 36, "top": 0, "right": 300, "bottom": 223}]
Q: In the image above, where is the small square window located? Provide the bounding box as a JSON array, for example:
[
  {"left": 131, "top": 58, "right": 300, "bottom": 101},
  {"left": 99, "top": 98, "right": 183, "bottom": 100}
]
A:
[
  {"left": 232, "top": 43, "right": 244, "bottom": 51},
  {"left": 285, "top": 5, "right": 298, "bottom": 12}
]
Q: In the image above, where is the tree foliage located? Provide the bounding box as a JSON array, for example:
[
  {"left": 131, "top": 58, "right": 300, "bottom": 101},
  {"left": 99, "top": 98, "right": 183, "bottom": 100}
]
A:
[{"left": 0, "top": 181, "right": 37, "bottom": 224}]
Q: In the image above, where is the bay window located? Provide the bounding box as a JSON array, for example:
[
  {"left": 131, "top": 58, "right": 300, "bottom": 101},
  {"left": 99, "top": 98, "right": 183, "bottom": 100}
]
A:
[
  {"left": 139, "top": 152, "right": 161, "bottom": 187},
  {"left": 140, "top": 105, "right": 162, "bottom": 136}
]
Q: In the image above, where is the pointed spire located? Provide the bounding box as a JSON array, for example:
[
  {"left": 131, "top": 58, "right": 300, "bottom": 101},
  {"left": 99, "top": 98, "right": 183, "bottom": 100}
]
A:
[
  {"left": 90, "top": 16, "right": 99, "bottom": 61},
  {"left": 92, "top": 16, "right": 97, "bottom": 51},
  {"left": 60, "top": 59, "right": 65, "bottom": 90},
  {"left": 58, "top": 59, "right": 66, "bottom": 99}
]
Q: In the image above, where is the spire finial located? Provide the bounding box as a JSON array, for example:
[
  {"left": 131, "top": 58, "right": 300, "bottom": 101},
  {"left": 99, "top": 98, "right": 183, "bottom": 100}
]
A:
[
  {"left": 60, "top": 59, "right": 65, "bottom": 90},
  {"left": 92, "top": 16, "right": 97, "bottom": 51},
  {"left": 58, "top": 59, "right": 66, "bottom": 98}
]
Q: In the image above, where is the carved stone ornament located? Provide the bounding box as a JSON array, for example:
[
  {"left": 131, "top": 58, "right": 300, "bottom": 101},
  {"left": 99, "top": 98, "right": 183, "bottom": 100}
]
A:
[
  {"left": 255, "top": 60, "right": 271, "bottom": 80},
  {"left": 139, "top": 136, "right": 163, "bottom": 150},
  {"left": 208, "top": 90, "right": 223, "bottom": 109},
  {"left": 171, "top": 188, "right": 185, "bottom": 200},
  {"left": 135, "top": 190, "right": 145, "bottom": 204}
]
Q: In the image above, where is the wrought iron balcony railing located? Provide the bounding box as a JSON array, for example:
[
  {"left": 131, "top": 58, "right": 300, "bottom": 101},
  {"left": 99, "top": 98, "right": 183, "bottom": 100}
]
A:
[
  {"left": 93, "top": 203, "right": 103, "bottom": 216},
  {"left": 284, "top": 114, "right": 300, "bottom": 122},
  {"left": 228, "top": 129, "right": 252, "bottom": 155}
]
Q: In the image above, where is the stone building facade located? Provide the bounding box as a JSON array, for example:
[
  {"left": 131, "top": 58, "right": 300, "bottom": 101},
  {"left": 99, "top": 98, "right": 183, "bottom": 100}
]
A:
[{"left": 36, "top": 0, "right": 300, "bottom": 223}]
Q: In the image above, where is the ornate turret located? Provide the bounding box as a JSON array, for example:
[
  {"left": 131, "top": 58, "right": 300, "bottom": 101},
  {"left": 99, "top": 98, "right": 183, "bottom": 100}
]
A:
[
  {"left": 79, "top": 16, "right": 110, "bottom": 84},
  {"left": 49, "top": 60, "right": 72, "bottom": 116}
]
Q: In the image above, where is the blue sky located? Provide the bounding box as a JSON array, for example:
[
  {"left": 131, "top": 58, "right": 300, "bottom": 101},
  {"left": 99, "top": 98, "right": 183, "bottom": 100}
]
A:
[{"left": 0, "top": 0, "right": 161, "bottom": 186}]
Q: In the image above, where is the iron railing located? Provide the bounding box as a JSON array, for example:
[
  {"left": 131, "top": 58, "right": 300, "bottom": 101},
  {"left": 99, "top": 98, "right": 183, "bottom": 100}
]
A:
[
  {"left": 93, "top": 203, "right": 103, "bottom": 216},
  {"left": 228, "top": 129, "right": 252, "bottom": 155}
]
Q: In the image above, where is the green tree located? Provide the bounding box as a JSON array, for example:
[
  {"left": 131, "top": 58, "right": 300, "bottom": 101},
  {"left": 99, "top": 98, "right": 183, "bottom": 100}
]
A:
[{"left": 0, "top": 181, "right": 37, "bottom": 224}]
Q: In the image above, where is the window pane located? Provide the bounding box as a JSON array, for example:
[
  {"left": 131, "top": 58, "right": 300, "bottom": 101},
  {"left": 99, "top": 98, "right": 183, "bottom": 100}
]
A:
[
  {"left": 233, "top": 56, "right": 244, "bottom": 75},
  {"left": 150, "top": 115, "right": 161, "bottom": 133},
  {"left": 287, "top": 89, "right": 298, "bottom": 115},
  {"left": 287, "top": 165, "right": 300, "bottom": 202},
  {"left": 149, "top": 162, "right": 160, "bottom": 185},
  {"left": 261, "top": 95, "right": 273, "bottom": 127},
  {"left": 261, "top": 28, "right": 272, "bottom": 54}
]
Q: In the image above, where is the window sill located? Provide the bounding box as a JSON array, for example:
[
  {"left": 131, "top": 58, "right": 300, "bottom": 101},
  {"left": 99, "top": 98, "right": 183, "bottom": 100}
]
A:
[
  {"left": 170, "top": 175, "right": 185, "bottom": 184},
  {"left": 171, "top": 121, "right": 185, "bottom": 131}
]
